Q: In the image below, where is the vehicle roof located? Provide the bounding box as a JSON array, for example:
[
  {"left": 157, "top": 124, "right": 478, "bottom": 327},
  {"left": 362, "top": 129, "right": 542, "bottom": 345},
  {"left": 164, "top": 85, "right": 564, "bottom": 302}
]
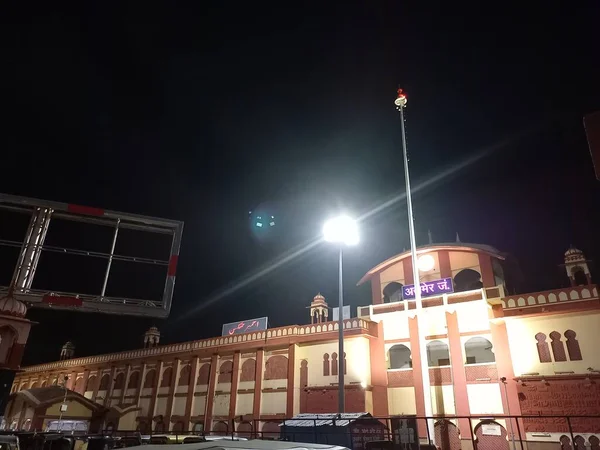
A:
[{"left": 130, "top": 440, "right": 348, "bottom": 450}]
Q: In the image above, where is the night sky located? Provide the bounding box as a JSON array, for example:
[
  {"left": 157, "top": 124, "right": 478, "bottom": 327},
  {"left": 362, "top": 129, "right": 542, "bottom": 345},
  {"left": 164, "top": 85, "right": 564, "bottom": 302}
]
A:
[{"left": 2, "top": 3, "right": 599, "bottom": 365}]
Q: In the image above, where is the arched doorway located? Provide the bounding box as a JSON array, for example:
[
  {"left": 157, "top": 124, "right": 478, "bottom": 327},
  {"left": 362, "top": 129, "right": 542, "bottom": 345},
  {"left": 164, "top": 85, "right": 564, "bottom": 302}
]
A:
[
  {"left": 236, "top": 421, "right": 253, "bottom": 438},
  {"left": 434, "top": 420, "right": 460, "bottom": 450},
  {"left": 474, "top": 421, "right": 509, "bottom": 450},
  {"left": 212, "top": 421, "right": 228, "bottom": 436},
  {"left": 261, "top": 422, "right": 280, "bottom": 440}
]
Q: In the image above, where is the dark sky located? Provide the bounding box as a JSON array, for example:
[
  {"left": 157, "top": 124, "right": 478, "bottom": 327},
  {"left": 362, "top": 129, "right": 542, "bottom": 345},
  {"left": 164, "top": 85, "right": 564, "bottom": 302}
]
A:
[{"left": 2, "top": 2, "right": 599, "bottom": 365}]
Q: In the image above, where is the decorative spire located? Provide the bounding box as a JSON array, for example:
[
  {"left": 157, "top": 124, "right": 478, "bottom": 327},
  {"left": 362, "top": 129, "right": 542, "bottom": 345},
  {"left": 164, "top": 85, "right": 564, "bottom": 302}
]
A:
[
  {"left": 455, "top": 232, "right": 461, "bottom": 243},
  {"left": 428, "top": 230, "right": 433, "bottom": 245}
]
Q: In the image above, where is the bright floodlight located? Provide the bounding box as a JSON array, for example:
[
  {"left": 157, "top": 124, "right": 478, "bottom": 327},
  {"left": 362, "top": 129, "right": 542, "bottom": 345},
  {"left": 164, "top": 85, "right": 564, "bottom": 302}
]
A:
[{"left": 323, "top": 216, "right": 359, "bottom": 246}]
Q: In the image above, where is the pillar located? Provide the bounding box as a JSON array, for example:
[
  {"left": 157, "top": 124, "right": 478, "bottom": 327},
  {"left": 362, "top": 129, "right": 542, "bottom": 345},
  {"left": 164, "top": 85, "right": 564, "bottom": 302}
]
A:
[
  {"left": 408, "top": 316, "right": 427, "bottom": 439},
  {"left": 369, "top": 322, "right": 389, "bottom": 416},
  {"left": 229, "top": 352, "right": 241, "bottom": 418},
  {"left": 165, "top": 359, "right": 180, "bottom": 428},
  {"left": 203, "top": 354, "right": 218, "bottom": 433},
  {"left": 184, "top": 356, "right": 199, "bottom": 429},
  {"left": 446, "top": 311, "right": 471, "bottom": 439},
  {"left": 253, "top": 349, "right": 264, "bottom": 419},
  {"left": 286, "top": 344, "right": 296, "bottom": 417}
]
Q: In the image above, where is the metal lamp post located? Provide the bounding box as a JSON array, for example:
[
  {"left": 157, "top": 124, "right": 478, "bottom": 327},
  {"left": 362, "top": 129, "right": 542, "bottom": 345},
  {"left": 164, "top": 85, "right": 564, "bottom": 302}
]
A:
[
  {"left": 395, "top": 89, "right": 436, "bottom": 444},
  {"left": 323, "top": 215, "right": 359, "bottom": 413}
]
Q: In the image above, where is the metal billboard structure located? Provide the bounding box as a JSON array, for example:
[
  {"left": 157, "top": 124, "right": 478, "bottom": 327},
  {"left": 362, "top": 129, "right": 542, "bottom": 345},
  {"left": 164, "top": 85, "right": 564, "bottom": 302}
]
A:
[{"left": 0, "top": 193, "right": 183, "bottom": 318}]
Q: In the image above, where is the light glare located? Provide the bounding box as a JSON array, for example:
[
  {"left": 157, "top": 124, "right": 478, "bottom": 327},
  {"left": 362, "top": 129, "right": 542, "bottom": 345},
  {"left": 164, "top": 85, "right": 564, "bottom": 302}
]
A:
[
  {"left": 418, "top": 254, "right": 435, "bottom": 272},
  {"left": 323, "top": 216, "right": 359, "bottom": 246}
]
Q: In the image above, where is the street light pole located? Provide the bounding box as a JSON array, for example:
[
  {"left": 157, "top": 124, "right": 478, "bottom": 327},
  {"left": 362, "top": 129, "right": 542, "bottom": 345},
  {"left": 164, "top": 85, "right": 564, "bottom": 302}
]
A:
[
  {"left": 501, "top": 377, "right": 517, "bottom": 450},
  {"left": 323, "top": 215, "right": 358, "bottom": 415},
  {"left": 337, "top": 246, "right": 345, "bottom": 414},
  {"left": 395, "top": 89, "right": 435, "bottom": 445}
]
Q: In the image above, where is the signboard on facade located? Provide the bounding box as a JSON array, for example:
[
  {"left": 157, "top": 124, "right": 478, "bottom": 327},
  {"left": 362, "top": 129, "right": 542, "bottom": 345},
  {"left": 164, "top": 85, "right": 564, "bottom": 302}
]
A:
[
  {"left": 402, "top": 277, "right": 454, "bottom": 300},
  {"left": 332, "top": 305, "right": 351, "bottom": 321},
  {"left": 390, "top": 416, "right": 419, "bottom": 450},
  {"left": 349, "top": 419, "right": 385, "bottom": 450},
  {"left": 481, "top": 424, "right": 502, "bottom": 436},
  {"left": 221, "top": 317, "right": 268, "bottom": 336}
]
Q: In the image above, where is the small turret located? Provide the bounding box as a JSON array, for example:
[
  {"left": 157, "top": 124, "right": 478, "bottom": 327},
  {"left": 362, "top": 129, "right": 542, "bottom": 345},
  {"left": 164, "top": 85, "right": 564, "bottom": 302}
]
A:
[
  {"left": 309, "top": 293, "right": 329, "bottom": 324},
  {"left": 144, "top": 326, "right": 160, "bottom": 348},
  {"left": 60, "top": 341, "right": 75, "bottom": 360}
]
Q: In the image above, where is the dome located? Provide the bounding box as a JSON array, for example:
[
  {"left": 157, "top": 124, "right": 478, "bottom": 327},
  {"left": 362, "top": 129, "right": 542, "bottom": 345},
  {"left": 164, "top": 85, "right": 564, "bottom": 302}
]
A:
[
  {"left": 145, "top": 326, "right": 160, "bottom": 335},
  {"left": 0, "top": 295, "right": 27, "bottom": 318},
  {"left": 565, "top": 247, "right": 586, "bottom": 263},
  {"left": 312, "top": 293, "right": 326, "bottom": 304}
]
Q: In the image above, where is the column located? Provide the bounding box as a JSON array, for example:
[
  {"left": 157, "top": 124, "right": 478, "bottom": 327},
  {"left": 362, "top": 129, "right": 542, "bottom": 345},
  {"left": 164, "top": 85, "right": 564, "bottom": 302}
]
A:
[
  {"left": 82, "top": 370, "right": 90, "bottom": 396},
  {"left": 104, "top": 366, "right": 117, "bottom": 407},
  {"left": 134, "top": 363, "right": 146, "bottom": 407},
  {"left": 371, "top": 273, "right": 383, "bottom": 305},
  {"left": 229, "top": 352, "right": 241, "bottom": 418},
  {"left": 446, "top": 311, "right": 472, "bottom": 439},
  {"left": 148, "top": 361, "right": 164, "bottom": 424},
  {"left": 203, "top": 354, "right": 219, "bottom": 433},
  {"left": 68, "top": 371, "right": 77, "bottom": 390},
  {"left": 286, "top": 344, "right": 296, "bottom": 417},
  {"left": 408, "top": 317, "right": 428, "bottom": 439},
  {"left": 165, "top": 359, "right": 180, "bottom": 428},
  {"left": 184, "top": 357, "right": 200, "bottom": 429},
  {"left": 438, "top": 251, "right": 452, "bottom": 279},
  {"left": 92, "top": 371, "right": 101, "bottom": 402},
  {"left": 369, "top": 322, "right": 389, "bottom": 416},
  {"left": 253, "top": 349, "right": 264, "bottom": 420},
  {"left": 120, "top": 364, "right": 132, "bottom": 405},
  {"left": 478, "top": 254, "right": 495, "bottom": 287},
  {"left": 490, "top": 321, "right": 523, "bottom": 438}
]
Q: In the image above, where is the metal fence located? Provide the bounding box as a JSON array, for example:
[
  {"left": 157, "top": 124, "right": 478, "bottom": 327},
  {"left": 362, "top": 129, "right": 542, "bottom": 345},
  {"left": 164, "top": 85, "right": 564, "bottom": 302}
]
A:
[{"left": 98, "top": 413, "right": 600, "bottom": 449}]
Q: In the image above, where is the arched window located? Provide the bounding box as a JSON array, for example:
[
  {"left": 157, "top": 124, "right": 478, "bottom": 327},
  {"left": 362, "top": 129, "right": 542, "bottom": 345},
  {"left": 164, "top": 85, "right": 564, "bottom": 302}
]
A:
[
  {"left": 330, "top": 353, "right": 347, "bottom": 376},
  {"left": 383, "top": 282, "right": 404, "bottom": 303},
  {"left": 240, "top": 359, "right": 255, "bottom": 382},
  {"left": 85, "top": 376, "right": 97, "bottom": 392},
  {"left": 113, "top": 373, "right": 125, "bottom": 389},
  {"left": 99, "top": 374, "right": 110, "bottom": 390},
  {"left": 427, "top": 340, "right": 450, "bottom": 367},
  {"left": 323, "top": 354, "right": 330, "bottom": 376},
  {"left": 574, "top": 435, "right": 586, "bottom": 450},
  {"left": 453, "top": 269, "right": 483, "bottom": 292},
  {"left": 197, "top": 364, "right": 210, "bottom": 385},
  {"left": 74, "top": 377, "right": 84, "bottom": 393},
  {"left": 192, "top": 422, "right": 204, "bottom": 434},
  {"left": 30, "top": 382, "right": 38, "bottom": 389},
  {"left": 143, "top": 370, "right": 156, "bottom": 388},
  {"left": 550, "top": 331, "right": 567, "bottom": 362},
  {"left": 172, "top": 421, "right": 184, "bottom": 432},
  {"left": 127, "top": 371, "right": 140, "bottom": 389},
  {"left": 178, "top": 365, "right": 191, "bottom": 386},
  {"left": 589, "top": 435, "right": 599, "bottom": 450},
  {"left": 464, "top": 337, "right": 495, "bottom": 364},
  {"left": 161, "top": 367, "right": 173, "bottom": 387},
  {"left": 535, "top": 333, "right": 551, "bottom": 363},
  {"left": 572, "top": 267, "right": 588, "bottom": 286},
  {"left": 218, "top": 361, "right": 233, "bottom": 383},
  {"left": 565, "top": 330, "right": 582, "bottom": 361},
  {"left": 559, "top": 435, "right": 572, "bottom": 450},
  {"left": 154, "top": 420, "right": 165, "bottom": 432},
  {"left": 388, "top": 344, "right": 412, "bottom": 369},
  {"left": 264, "top": 355, "right": 288, "bottom": 380}
]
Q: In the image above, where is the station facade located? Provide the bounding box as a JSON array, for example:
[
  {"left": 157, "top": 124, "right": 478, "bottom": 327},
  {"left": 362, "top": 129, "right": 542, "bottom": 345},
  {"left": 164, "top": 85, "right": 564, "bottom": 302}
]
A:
[{"left": 6, "top": 243, "right": 600, "bottom": 449}]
